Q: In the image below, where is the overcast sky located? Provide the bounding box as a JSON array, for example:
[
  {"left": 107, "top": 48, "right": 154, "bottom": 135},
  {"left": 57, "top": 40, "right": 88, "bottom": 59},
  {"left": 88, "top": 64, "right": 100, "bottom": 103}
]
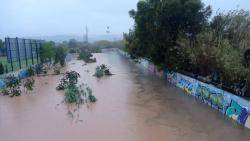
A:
[{"left": 0, "top": 0, "right": 249, "bottom": 39}]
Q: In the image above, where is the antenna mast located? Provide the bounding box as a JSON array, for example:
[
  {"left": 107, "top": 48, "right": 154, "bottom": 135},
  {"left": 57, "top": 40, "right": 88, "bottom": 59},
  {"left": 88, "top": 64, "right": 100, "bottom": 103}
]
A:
[{"left": 85, "top": 26, "right": 88, "bottom": 43}]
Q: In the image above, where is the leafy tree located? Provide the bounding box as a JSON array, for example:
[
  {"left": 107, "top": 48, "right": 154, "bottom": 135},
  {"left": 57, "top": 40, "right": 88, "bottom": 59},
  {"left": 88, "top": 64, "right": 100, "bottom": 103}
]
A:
[
  {"left": 125, "top": 1, "right": 250, "bottom": 97},
  {"left": 40, "top": 42, "right": 55, "bottom": 63},
  {"left": 126, "top": 0, "right": 211, "bottom": 70},
  {"left": 54, "top": 46, "right": 67, "bottom": 66}
]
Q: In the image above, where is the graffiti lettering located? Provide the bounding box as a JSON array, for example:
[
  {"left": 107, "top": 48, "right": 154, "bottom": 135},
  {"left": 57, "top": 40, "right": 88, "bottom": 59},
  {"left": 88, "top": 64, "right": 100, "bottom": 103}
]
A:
[{"left": 177, "top": 79, "right": 193, "bottom": 95}]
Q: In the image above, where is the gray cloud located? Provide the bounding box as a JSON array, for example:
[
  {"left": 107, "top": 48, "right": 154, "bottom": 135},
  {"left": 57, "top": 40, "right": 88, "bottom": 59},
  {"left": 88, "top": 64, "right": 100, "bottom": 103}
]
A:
[{"left": 0, "top": 0, "right": 249, "bottom": 39}]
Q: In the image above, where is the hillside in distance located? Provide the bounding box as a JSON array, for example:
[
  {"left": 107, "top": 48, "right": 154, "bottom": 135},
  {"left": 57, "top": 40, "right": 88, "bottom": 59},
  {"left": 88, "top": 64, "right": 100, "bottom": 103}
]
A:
[{"left": 27, "top": 34, "right": 123, "bottom": 43}]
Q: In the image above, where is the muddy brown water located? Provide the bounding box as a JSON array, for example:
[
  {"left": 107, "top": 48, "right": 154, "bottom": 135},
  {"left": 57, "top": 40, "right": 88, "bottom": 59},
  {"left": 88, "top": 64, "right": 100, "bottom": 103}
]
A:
[{"left": 0, "top": 51, "right": 250, "bottom": 141}]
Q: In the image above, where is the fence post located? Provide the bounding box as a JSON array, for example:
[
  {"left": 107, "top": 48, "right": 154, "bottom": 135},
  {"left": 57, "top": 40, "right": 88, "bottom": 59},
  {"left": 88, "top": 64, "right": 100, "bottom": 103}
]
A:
[
  {"left": 35, "top": 40, "right": 39, "bottom": 64},
  {"left": 6, "top": 38, "right": 14, "bottom": 71},
  {"left": 16, "top": 37, "right": 22, "bottom": 69},
  {"left": 23, "top": 39, "right": 28, "bottom": 67},
  {"left": 30, "top": 40, "right": 34, "bottom": 65}
]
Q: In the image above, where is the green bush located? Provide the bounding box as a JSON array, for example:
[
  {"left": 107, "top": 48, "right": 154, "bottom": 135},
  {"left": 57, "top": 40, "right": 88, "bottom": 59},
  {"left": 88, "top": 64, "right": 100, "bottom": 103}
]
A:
[
  {"left": 54, "top": 47, "right": 67, "bottom": 66},
  {"left": 4, "top": 75, "right": 21, "bottom": 97},
  {"left": 78, "top": 49, "right": 94, "bottom": 63},
  {"left": 56, "top": 71, "right": 80, "bottom": 90},
  {"left": 40, "top": 42, "right": 55, "bottom": 63},
  {"left": 94, "top": 64, "right": 112, "bottom": 78},
  {"left": 65, "top": 85, "right": 82, "bottom": 104},
  {"left": 23, "top": 78, "right": 35, "bottom": 92},
  {"left": 125, "top": 0, "right": 250, "bottom": 95},
  {"left": 27, "top": 66, "right": 35, "bottom": 77}
]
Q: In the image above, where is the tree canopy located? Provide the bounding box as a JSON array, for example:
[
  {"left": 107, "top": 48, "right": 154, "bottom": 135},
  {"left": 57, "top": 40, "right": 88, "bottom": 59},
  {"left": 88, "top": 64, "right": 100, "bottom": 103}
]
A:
[
  {"left": 125, "top": 0, "right": 211, "bottom": 69},
  {"left": 125, "top": 0, "right": 250, "bottom": 97}
]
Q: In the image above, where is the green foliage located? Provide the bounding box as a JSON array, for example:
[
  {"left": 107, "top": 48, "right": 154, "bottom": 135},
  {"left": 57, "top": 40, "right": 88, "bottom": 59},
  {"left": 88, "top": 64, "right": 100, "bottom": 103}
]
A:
[
  {"left": 1, "top": 71, "right": 36, "bottom": 97},
  {"left": 54, "top": 47, "right": 67, "bottom": 66},
  {"left": 216, "top": 40, "right": 249, "bottom": 84},
  {"left": 86, "top": 86, "right": 97, "bottom": 103},
  {"left": 78, "top": 49, "right": 96, "bottom": 63},
  {"left": 125, "top": 0, "right": 250, "bottom": 95},
  {"left": 125, "top": 0, "right": 211, "bottom": 69},
  {"left": 64, "top": 84, "right": 97, "bottom": 105},
  {"left": 179, "top": 10, "right": 250, "bottom": 84},
  {"left": 4, "top": 75, "right": 21, "bottom": 97},
  {"left": 40, "top": 42, "right": 55, "bottom": 63},
  {"left": 0, "top": 62, "right": 4, "bottom": 75},
  {"left": 53, "top": 66, "right": 61, "bottom": 75},
  {"left": 65, "top": 84, "right": 82, "bottom": 104},
  {"left": 57, "top": 70, "right": 97, "bottom": 117},
  {"left": 27, "top": 66, "right": 35, "bottom": 77},
  {"left": 94, "top": 64, "right": 111, "bottom": 78},
  {"left": 57, "top": 71, "right": 80, "bottom": 90},
  {"left": 69, "top": 49, "right": 77, "bottom": 53},
  {"left": 0, "top": 39, "right": 6, "bottom": 55},
  {"left": 23, "top": 78, "right": 35, "bottom": 92},
  {"left": 35, "top": 64, "right": 43, "bottom": 74}
]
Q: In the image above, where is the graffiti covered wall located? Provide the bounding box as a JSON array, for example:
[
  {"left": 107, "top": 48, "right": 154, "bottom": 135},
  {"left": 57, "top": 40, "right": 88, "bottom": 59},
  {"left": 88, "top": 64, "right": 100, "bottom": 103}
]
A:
[
  {"left": 117, "top": 49, "right": 250, "bottom": 129},
  {"left": 165, "top": 71, "right": 250, "bottom": 129}
]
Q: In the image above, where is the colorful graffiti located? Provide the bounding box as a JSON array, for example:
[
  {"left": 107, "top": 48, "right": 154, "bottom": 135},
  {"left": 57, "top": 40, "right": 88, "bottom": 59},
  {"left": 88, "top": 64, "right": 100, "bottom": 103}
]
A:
[
  {"left": 118, "top": 49, "right": 250, "bottom": 129},
  {"left": 168, "top": 72, "right": 250, "bottom": 129},
  {"left": 226, "top": 100, "right": 250, "bottom": 125},
  {"left": 196, "top": 85, "right": 226, "bottom": 111},
  {"left": 176, "top": 75, "right": 197, "bottom": 95}
]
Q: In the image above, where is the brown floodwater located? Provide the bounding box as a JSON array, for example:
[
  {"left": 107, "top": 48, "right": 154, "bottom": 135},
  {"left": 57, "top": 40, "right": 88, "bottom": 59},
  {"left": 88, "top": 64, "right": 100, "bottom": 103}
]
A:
[{"left": 0, "top": 51, "right": 250, "bottom": 141}]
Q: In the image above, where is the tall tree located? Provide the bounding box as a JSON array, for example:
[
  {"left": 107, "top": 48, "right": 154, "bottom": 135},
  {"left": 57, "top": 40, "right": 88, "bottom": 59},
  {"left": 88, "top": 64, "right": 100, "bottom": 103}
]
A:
[
  {"left": 125, "top": 0, "right": 211, "bottom": 70},
  {"left": 40, "top": 42, "right": 55, "bottom": 63}
]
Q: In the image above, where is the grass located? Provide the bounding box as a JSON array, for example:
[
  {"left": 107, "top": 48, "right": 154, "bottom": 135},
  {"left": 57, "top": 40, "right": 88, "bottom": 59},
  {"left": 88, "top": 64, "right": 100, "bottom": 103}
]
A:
[{"left": 0, "top": 56, "right": 39, "bottom": 72}]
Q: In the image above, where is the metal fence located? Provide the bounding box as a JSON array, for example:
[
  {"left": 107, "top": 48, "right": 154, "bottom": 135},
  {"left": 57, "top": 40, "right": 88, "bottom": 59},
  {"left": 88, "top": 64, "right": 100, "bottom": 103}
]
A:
[{"left": 1, "top": 37, "right": 43, "bottom": 72}]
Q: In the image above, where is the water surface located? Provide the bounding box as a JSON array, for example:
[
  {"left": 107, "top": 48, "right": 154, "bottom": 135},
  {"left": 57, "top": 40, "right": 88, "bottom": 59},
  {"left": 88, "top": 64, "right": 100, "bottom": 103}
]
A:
[{"left": 0, "top": 51, "right": 249, "bottom": 141}]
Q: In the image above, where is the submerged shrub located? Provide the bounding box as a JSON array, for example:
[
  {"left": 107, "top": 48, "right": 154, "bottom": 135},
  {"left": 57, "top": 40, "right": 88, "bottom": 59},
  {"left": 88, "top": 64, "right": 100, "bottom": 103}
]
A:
[
  {"left": 65, "top": 85, "right": 83, "bottom": 104},
  {"left": 35, "top": 64, "right": 43, "bottom": 74},
  {"left": 94, "top": 66, "right": 105, "bottom": 78},
  {"left": 4, "top": 75, "right": 21, "bottom": 97},
  {"left": 27, "top": 66, "right": 35, "bottom": 77},
  {"left": 56, "top": 71, "right": 80, "bottom": 90},
  {"left": 86, "top": 86, "right": 97, "bottom": 103},
  {"left": 23, "top": 78, "right": 35, "bottom": 92},
  {"left": 94, "top": 64, "right": 112, "bottom": 78},
  {"left": 78, "top": 49, "right": 96, "bottom": 63},
  {"left": 57, "top": 70, "right": 97, "bottom": 118}
]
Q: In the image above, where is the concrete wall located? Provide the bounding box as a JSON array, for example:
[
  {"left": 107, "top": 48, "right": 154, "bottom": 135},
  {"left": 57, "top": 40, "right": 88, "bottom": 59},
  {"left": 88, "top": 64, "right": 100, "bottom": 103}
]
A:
[{"left": 118, "top": 49, "right": 250, "bottom": 129}]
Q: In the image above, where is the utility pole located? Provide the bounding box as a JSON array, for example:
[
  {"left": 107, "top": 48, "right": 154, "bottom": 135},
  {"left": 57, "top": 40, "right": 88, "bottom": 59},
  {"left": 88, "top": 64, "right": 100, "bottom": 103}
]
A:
[{"left": 85, "top": 26, "right": 88, "bottom": 44}]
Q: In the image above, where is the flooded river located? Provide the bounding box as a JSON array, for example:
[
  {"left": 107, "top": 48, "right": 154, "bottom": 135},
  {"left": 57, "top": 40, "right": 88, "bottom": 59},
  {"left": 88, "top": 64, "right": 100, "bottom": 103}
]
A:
[{"left": 0, "top": 51, "right": 250, "bottom": 141}]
